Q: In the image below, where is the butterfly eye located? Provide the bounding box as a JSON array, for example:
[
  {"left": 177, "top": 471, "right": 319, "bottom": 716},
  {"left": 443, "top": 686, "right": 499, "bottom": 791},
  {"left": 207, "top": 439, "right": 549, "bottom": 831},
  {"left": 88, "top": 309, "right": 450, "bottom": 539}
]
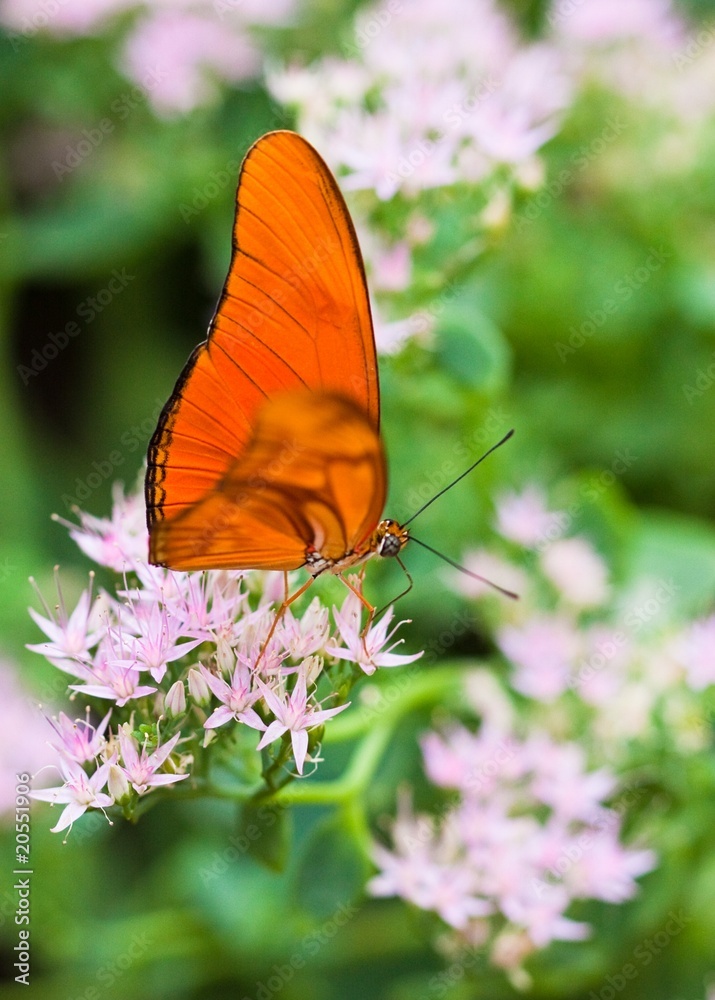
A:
[{"left": 377, "top": 523, "right": 407, "bottom": 559}]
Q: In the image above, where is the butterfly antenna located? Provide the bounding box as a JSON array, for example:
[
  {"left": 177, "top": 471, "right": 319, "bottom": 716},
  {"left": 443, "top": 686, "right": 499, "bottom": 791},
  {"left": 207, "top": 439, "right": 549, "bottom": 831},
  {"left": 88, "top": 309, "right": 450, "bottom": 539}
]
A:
[
  {"left": 409, "top": 535, "right": 518, "bottom": 600},
  {"left": 403, "top": 429, "right": 515, "bottom": 527}
]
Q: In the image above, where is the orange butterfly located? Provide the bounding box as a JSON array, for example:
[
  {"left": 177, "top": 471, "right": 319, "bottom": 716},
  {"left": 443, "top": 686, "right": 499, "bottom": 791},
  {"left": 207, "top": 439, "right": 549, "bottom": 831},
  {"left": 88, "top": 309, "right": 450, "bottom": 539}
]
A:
[{"left": 146, "top": 130, "right": 409, "bottom": 617}]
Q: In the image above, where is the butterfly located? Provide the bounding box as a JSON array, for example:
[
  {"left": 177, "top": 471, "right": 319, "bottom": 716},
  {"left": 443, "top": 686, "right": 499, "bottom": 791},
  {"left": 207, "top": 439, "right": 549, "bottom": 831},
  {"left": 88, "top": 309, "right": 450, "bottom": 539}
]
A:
[
  {"left": 145, "top": 130, "right": 515, "bottom": 624},
  {"left": 145, "top": 130, "right": 409, "bottom": 617}
]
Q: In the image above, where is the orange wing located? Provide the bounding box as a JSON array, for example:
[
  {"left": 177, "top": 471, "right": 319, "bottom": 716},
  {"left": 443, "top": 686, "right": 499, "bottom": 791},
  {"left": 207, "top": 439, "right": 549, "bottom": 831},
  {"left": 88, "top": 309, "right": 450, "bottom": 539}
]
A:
[
  {"left": 149, "top": 391, "right": 386, "bottom": 571},
  {"left": 146, "top": 131, "right": 381, "bottom": 569}
]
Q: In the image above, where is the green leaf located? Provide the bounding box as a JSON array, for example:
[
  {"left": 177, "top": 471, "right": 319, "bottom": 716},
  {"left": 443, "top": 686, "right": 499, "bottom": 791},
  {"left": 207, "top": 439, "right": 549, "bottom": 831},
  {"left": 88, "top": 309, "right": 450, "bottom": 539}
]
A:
[
  {"left": 624, "top": 510, "right": 715, "bottom": 617},
  {"left": 293, "top": 814, "right": 368, "bottom": 921},
  {"left": 436, "top": 309, "right": 510, "bottom": 392}
]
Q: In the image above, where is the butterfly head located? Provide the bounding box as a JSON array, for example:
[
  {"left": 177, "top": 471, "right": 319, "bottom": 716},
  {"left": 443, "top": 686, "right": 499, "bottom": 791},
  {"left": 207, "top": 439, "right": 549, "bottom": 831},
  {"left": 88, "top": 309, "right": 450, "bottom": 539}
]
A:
[{"left": 373, "top": 519, "right": 409, "bottom": 559}]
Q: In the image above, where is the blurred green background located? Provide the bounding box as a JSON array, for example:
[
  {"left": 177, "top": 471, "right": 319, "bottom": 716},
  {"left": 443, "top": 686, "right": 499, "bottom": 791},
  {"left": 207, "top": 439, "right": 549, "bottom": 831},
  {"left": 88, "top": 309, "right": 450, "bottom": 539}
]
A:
[{"left": 2, "top": 0, "right": 715, "bottom": 997}]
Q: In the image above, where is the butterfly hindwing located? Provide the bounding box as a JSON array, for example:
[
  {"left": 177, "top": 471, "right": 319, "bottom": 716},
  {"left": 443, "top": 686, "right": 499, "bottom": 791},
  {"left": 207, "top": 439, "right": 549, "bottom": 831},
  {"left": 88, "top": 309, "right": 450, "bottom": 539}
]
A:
[{"left": 149, "top": 392, "right": 386, "bottom": 571}]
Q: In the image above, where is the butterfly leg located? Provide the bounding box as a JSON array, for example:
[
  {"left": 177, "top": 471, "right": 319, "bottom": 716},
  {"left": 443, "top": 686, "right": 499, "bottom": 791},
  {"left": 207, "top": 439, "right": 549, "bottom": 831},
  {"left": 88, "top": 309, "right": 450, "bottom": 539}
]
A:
[
  {"left": 255, "top": 573, "right": 314, "bottom": 668},
  {"left": 337, "top": 569, "right": 376, "bottom": 662}
]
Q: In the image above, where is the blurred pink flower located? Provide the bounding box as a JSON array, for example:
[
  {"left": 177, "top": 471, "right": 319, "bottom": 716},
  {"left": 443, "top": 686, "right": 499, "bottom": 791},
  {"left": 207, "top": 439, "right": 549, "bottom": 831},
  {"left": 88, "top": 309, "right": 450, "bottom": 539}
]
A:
[
  {"left": 422, "top": 726, "right": 522, "bottom": 796},
  {"left": 370, "top": 795, "right": 493, "bottom": 930},
  {"left": 0, "top": 1, "right": 298, "bottom": 115},
  {"left": 495, "top": 485, "right": 564, "bottom": 548},
  {"left": 540, "top": 537, "right": 610, "bottom": 608},
  {"left": 0, "top": 0, "right": 129, "bottom": 36},
  {"left": 270, "top": 0, "right": 571, "bottom": 199},
  {"left": 122, "top": 9, "right": 259, "bottom": 116},
  {"left": 0, "top": 659, "right": 57, "bottom": 816},
  {"left": 572, "top": 625, "right": 631, "bottom": 705},
  {"left": 674, "top": 615, "right": 715, "bottom": 690},
  {"left": 371, "top": 307, "right": 431, "bottom": 356},
  {"left": 566, "top": 834, "right": 656, "bottom": 904},
  {"left": 365, "top": 238, "right": 412, "bottom": 293},
  {"left": 549, "top": 0, "right": 681, "bottom": 48},
  {"left": 525, "top": 737, "right": 615, "bottom": 822},
  {"left": 371, "top": 718, "right": 654, "bottom": 963},
  {"left": 498, "top": 614, "right": 581, "bottom": 701},
  {"left": 501, "top": 885, "right": 590, "bottom": 947}
]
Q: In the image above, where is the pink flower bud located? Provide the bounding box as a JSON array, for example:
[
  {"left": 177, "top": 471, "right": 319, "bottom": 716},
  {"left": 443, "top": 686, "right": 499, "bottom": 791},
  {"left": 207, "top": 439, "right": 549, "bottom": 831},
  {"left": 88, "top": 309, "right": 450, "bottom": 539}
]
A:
[
  {"left": 188, "top": 667, "right": 211, "bottom": 706},
  {"left": 165, "top": 680, "right": 187, "bottom": 717},
  {"left": 108, "top": 763, "right": 131, "bottom": 804}
]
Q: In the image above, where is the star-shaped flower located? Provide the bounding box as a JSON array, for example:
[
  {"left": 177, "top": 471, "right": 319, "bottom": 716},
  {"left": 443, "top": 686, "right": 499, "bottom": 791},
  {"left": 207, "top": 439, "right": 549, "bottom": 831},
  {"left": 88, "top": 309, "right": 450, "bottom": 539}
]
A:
[{"left": 256, "top": 670, "right": 348, "bottom": 774}]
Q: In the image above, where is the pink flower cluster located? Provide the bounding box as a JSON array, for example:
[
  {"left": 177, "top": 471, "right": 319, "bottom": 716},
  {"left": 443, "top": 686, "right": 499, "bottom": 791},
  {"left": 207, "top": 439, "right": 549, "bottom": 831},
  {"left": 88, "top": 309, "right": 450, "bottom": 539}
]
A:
[
  {"left": 270, "top": 0, "right": 571, "bottom": 200},
  {"left": 268, "top": 0, "right": 572, "bottom": 354},
  {"left": 28, "top": 484, "right": 420, "bottom": 834},
  {"left": 370, "top": 721, "right": 655, "bottom": 971},
  {"left": 0, "top": 0, "right": 297, "bottom": 114},
  {"left": 547, "top": 0, "right": 715, "bottom": 130},
  {"left": 454, "top": 484, "right": 715, "bottom": 748}
]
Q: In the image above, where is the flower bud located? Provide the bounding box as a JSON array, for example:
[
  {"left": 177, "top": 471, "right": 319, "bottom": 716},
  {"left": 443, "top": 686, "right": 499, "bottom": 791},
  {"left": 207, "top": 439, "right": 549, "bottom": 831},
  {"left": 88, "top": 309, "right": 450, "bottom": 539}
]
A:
[
  {"left": 165, "top": 680, "right": 186, "bottom": 717},
  {"left": 108, "top": 763, "right": 131, "bottom": 804},
  {"left": 188, "top": 667, "right": 211, "bottom": 706}
]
